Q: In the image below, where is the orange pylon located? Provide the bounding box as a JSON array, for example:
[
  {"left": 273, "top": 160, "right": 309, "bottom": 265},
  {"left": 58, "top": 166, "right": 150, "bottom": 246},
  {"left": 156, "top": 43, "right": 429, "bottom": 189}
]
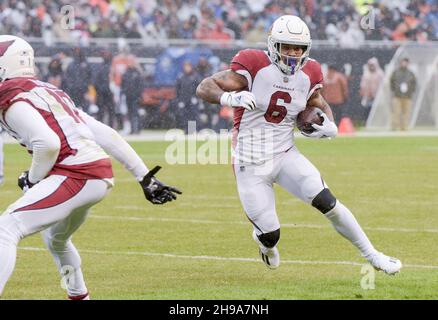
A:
[{"left": 338, "top": 117, "right": 355, "bottom": 135}]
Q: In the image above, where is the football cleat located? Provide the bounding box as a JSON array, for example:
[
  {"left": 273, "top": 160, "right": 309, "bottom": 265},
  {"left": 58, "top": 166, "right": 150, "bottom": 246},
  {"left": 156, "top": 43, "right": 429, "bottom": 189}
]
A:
[
  {"left": 367, "top": 252, "right": 402, "bottom": 275},
  {"left": 68, "top": 292, "right": 90, "bottom": 300},
  {"left": 252, "top": 231, "right": 280, "bottom": 269}
]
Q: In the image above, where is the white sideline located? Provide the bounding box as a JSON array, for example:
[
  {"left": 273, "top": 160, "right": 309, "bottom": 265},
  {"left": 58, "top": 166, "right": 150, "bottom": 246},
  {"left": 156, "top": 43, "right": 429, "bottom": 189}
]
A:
[
  {"left": 18, "top": 246, "right": 438, "bottom": 270},
  {"left": 91, "top": 213, "right": 438, "bottom": 234}
]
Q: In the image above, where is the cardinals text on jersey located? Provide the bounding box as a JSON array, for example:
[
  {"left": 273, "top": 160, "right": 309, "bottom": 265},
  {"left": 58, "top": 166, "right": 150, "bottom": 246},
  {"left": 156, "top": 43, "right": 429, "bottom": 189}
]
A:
[{"left": 230, "top": 49, "right": 323, "bottom": 164}]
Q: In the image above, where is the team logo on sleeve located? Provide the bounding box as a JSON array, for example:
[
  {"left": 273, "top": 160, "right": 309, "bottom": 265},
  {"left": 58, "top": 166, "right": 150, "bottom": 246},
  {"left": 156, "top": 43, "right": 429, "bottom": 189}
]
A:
[{"left": 0, "top": 40, "right": 15, "bottom": 57}]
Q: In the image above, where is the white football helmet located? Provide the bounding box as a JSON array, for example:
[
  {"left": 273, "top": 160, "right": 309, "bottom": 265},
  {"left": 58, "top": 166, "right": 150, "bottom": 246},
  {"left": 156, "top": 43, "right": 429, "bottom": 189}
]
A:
[
  {"left": 267, "top": 15, "right": 312, "bottom": 75},
  {"left": 0, "top": 35, "right": 35, "bottom": 82}
]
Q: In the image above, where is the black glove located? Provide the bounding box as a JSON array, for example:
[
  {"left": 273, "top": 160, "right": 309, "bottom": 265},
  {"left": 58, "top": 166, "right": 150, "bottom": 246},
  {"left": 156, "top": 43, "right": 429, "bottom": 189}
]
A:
[
  {"left": 139, "top": 166, "right": 182, "bottom": 205},
  {"left": 18, "top": 170, "right": 35, "bottom": 192}
]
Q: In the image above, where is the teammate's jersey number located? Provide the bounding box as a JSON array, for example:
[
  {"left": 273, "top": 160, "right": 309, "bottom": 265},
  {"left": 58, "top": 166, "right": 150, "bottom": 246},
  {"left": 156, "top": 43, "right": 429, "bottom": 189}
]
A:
[
  {"left": 263, "top": 91, "right": 290, "bottom": 124},
  {"left": 46, "top": 88, "right": 84, "bottom": 124}
]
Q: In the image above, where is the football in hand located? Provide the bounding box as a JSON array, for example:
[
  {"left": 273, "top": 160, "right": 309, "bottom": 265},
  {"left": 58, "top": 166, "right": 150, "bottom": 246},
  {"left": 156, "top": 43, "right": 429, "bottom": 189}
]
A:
[{"left": 296, "top": 107, "right": 324, "bottom": 134}]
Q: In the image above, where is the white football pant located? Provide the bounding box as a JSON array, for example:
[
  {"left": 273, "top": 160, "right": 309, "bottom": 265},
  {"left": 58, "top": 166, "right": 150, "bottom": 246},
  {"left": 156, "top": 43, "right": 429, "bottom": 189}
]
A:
[
  {"left": 234, "top": 146, "right": 326, "bottom": 234},
  {"left": 0, "top": 175, "right": 112, "bottom": 297}
]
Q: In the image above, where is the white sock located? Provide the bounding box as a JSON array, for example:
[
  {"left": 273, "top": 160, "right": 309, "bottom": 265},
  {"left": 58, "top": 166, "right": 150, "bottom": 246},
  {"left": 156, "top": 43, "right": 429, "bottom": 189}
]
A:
[
  {"left": 42, "top": 234, "right": 88, "bottom": 297},
  {"left": 0, "top": 215, "right": 22, "bottom": 296},
  {"left": 325, "top": 201, "right": 377, "bottom": 258}
]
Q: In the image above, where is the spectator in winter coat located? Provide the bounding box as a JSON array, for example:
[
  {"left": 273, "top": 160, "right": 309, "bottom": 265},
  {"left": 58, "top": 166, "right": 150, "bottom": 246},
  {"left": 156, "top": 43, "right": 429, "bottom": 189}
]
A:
[
  {"left": 389, "top": 57, "right": 417, "bottom": 130},
  {"left": 321, "top": 65, "right": 349, "bottom": 125},
  {"left": 45, "top": 52, "right": 65, "bottom": 88},
  {"left": 175, "top": 61, "right": 202, "bottom": 131},
  {"left": 121, "top": 63, "right": 145, "bottom": 134},
  {"left": 360, "top": 57, "right": 385, "bottom": 119},
  {"left": 62, "top": 47, "right": 92, "bottom": 113},
  {"left": 95, "top": 50, "right": 116, "bottom": 129}
]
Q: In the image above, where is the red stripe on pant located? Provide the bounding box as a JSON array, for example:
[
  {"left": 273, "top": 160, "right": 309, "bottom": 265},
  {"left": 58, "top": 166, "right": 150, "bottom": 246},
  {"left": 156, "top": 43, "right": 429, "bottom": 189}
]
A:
[{"left": 13, "top": 178, "right": 86, "bottom": 212}]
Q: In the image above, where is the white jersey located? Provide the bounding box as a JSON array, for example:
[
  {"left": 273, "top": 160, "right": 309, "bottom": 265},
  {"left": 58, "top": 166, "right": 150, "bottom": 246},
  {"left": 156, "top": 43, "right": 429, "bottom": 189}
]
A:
[
  {"left": 0, "top": 77, "right": 148, "bottom": 184},
  {"left": 230, "top": 49, "right": 323, "bottom": 164}
]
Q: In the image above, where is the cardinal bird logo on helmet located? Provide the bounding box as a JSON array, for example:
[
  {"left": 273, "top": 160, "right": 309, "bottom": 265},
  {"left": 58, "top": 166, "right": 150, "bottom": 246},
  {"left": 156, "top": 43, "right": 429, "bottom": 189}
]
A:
[{"left": 0, "top": 40, "right": 15, "bottom": 57}]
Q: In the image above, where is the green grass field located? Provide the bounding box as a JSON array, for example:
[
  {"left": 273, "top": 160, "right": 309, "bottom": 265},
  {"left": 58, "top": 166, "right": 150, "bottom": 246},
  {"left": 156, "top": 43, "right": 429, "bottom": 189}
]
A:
[{"left": 1, "top": 136, "right": 438, "bottom": 300}]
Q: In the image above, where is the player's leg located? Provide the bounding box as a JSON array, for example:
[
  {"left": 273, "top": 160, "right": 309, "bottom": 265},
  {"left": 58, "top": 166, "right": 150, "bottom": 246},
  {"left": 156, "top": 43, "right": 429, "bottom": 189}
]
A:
[
  {"left": 40, "top": 179, "right": 110, "bottom": 300},
  {"left": 0, "top": 214, "right": 22, "bottom": 296},
  {"left": 0, "top": 175, "right": 69, "bottom": 295},
  {"left": 0, "top": 176, "right": 110, "bottom": 296},
  {"left": 275, "top": 148, "right": 401, "bottom": 274},
  {"left": 275, "top": 148, "right": 375, "bottom": 257},
  {"left": 41, "top": 205, "right": 93, "bottom": 300},
  {"left": 234, "top": 163, "right": 280, "bottom": 269}
]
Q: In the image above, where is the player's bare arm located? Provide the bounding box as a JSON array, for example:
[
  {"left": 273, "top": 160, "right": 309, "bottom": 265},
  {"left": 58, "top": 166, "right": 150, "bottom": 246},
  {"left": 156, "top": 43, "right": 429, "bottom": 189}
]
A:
[
  {"left": 196, "top": 69, "right": 247, "bottom": 103},
  {"left": 307, "top": 89, "right": 335, "bottom": 122},
  {"left": 196, "top": 70, "right": 257, "bottom": 111}
]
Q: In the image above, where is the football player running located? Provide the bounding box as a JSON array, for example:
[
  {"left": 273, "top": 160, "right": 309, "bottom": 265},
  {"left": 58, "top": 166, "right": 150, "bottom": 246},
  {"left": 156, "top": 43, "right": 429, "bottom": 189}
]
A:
[
  {"left": 196, "top": 16, "right": 401, "bottom": 274},
  {"left": 0, "top": 36, "right": 181, "bottom": 299}
]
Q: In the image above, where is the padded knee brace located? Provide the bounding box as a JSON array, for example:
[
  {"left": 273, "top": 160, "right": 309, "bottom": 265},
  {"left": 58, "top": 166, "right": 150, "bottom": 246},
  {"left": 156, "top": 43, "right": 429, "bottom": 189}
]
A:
[
  {"left": 311, "top": 188, "right": 337, "bottom": 214},
  {"left": 257, "top": 229, "right": 280, "bottom": 248}
]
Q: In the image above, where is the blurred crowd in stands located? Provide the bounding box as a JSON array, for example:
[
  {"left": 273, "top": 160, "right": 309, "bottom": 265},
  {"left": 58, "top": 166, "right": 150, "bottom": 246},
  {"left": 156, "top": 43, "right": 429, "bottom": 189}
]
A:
[
  {"left": 39, "top": 44, "right": 387, "bottom": 133},
  {"left": 1, "top": 0, "right": 437, "bottom": 46},
  {"left": 1, "top": 0, "right": 430, "bottom": 133},
  {"left": 40, "top": 46, "right": 232, "bottom": 134}
]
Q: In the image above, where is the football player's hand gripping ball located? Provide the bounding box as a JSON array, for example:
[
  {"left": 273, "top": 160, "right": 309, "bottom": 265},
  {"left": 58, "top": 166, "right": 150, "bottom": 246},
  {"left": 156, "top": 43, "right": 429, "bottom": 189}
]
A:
[
  {"left": 302, "top": 111, "right": 338, "bottom": 139},
  {"left": 139, "top": 166, "right": 182, "bottom": 205}
]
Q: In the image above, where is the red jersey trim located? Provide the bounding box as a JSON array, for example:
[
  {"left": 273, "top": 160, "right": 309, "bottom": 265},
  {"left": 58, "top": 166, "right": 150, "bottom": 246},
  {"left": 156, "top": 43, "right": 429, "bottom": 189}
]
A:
[
  {"left": 230, "top": 49, "right": 271, "bottom": 90},
  {"left": 232, "top": 107, "right": 245, "bottom": 150},
  {"left": 0, "top": 77, "right": 38, "bottom": 110},
  {"left": 49, "top": 158, "right": 114, "bottom": 180},
  {"left": 12, "top": 177, "right": 86, "bottom": 213},
  {"left": 12, "top": 97, "right": 78, "bottom": 162},
  {"left": 302, "top": 59, "right": 324, "bottom": 98}
]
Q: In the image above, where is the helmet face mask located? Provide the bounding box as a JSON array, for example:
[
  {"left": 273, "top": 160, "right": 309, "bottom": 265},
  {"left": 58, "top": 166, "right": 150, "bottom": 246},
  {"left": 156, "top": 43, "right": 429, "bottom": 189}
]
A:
[
  {"left": 267, "top": 15, "right": 312, "bottom": 76},
  {"left": 0, "top": 35, "right": 35, "bottom": 82}
]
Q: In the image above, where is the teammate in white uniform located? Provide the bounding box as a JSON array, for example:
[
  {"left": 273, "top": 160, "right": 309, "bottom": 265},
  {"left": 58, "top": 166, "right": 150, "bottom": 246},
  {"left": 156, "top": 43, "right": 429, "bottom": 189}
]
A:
[
  {"left": 197, "top": 16, "right": 401, "bottom": 274},
  {"left": 0, "top": 35, "right": 181, "bottom": 299}
]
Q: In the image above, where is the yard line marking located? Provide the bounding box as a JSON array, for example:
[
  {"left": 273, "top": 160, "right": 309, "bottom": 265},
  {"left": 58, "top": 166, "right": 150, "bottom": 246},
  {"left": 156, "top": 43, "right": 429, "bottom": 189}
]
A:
[
  {"left": 93, "top": 215, "right": 228, "bottom": 225},
  {"left": 18, "top": 246, "right": 438, "bottom": 270},
  {"left": 115, "top": 203, "right": 241, "bottom": 209},
  {"left": 112, "top": 198, "right": 302, "bottom": 209},
  {"left": 90, "top": 214, "right": 438, "bottom": 234},
  {"left": 181, "top": 195, "right": 240, "bottom": 200}
]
